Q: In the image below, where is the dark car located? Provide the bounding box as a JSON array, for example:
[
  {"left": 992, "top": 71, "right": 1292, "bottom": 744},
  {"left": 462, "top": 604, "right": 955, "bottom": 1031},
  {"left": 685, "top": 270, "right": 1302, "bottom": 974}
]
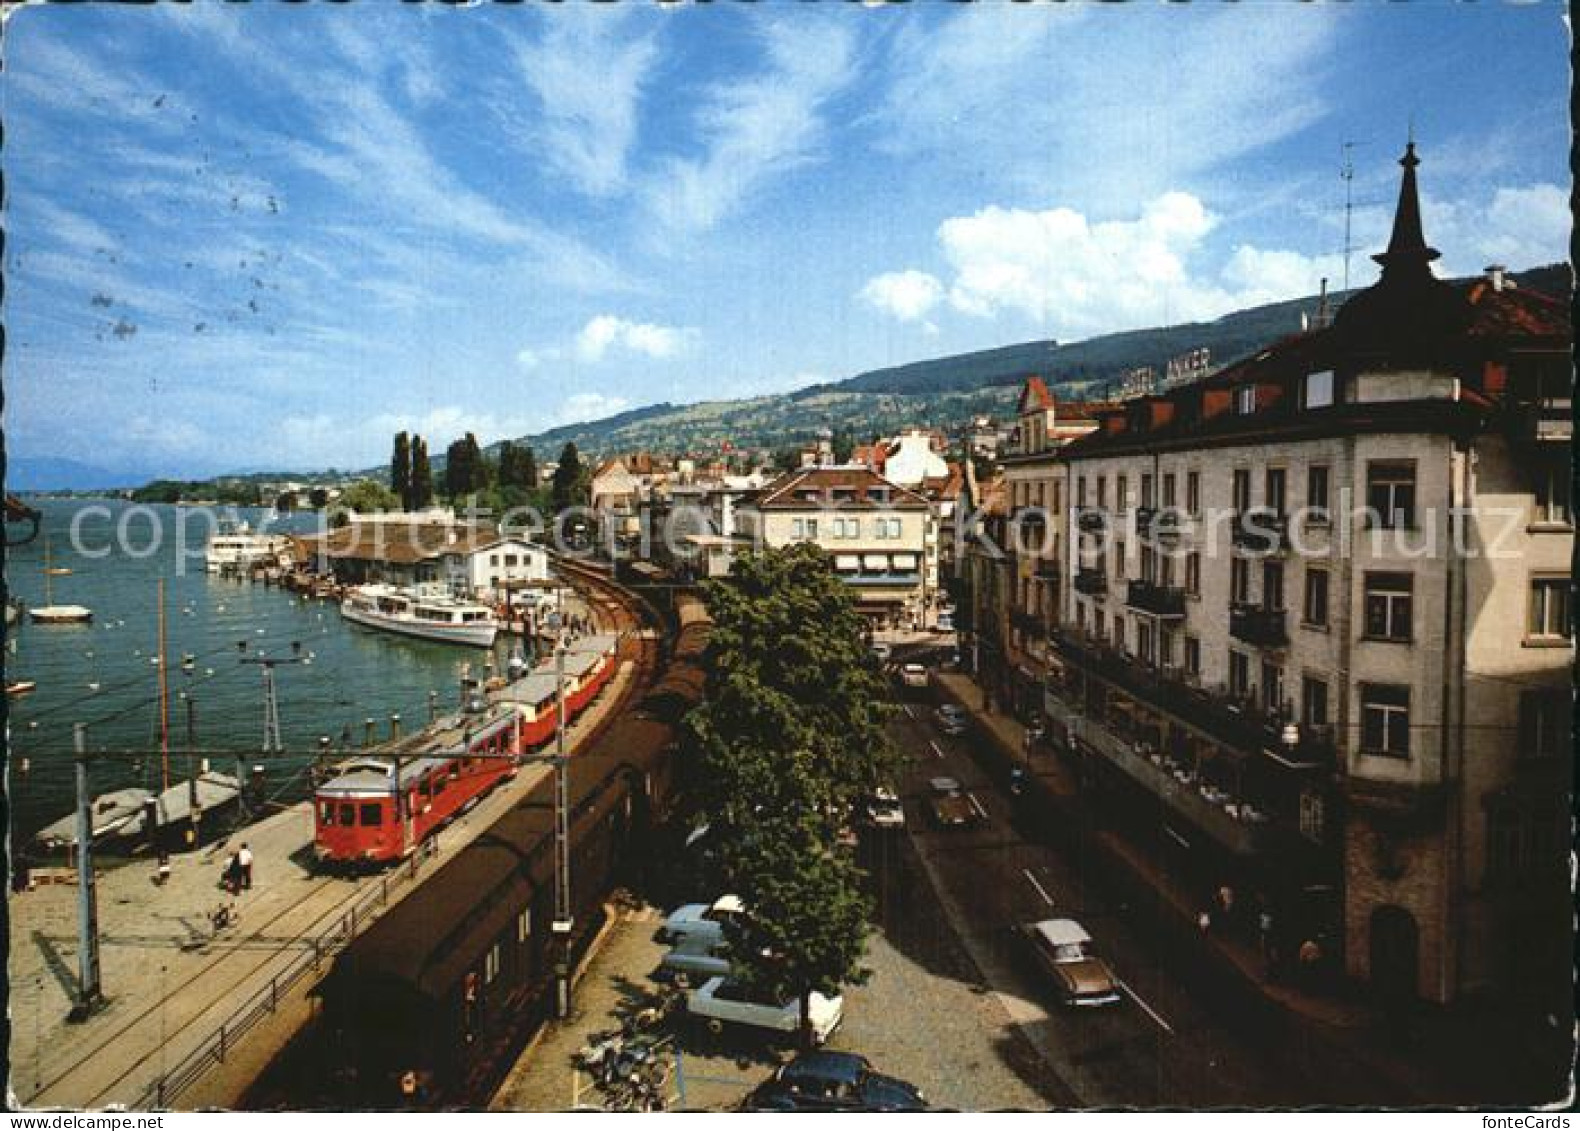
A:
[{"left": 743, "top": 1050, "right": 927, "bottom": 1112}]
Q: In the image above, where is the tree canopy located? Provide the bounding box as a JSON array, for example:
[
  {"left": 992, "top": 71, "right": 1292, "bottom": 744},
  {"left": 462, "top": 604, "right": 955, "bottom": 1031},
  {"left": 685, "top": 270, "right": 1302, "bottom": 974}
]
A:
[
  {"left": 551, "top": 441, "right": 585, "bottom": 512},
  {"left": 684, "top": 543, "right": 896, "bottom": 1042},
  {"left": 407, "top": 435, "right": 434, "bottom": 509},
  {"left": 390, "top": 431, "right": 410, "bottom": 510}
]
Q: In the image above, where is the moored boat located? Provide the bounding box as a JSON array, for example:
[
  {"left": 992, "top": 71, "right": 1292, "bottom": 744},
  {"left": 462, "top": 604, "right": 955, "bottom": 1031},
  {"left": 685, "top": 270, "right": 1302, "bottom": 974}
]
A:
[
  {"left": 205, "top": 520, "right": 293, "bottom": 573},
  {"left": 340, "top": 583, "right": 498, "bottom": 647}
]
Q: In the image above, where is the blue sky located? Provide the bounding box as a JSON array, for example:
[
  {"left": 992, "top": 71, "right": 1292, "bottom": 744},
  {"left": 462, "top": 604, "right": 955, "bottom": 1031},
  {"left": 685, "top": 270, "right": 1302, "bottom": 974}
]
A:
[{"left": 2, "top": 1, "right": 1570, "bottom": 481}]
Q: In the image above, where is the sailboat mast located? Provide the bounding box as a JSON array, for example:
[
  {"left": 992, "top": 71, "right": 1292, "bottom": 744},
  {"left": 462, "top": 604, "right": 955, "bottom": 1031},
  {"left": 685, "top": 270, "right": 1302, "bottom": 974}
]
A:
[
  {"left": 44, "top": 537, "right": 53, "bottom": 607},
  {"left": 158, "top": 578, "right": 171, "bottom": 794}
]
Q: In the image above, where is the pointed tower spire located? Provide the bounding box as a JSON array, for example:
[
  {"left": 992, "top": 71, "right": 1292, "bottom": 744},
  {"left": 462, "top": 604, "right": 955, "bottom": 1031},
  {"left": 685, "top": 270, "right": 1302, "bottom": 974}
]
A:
[{"left": 1372, "top": 141, "right": 1440, "bottom": 279}]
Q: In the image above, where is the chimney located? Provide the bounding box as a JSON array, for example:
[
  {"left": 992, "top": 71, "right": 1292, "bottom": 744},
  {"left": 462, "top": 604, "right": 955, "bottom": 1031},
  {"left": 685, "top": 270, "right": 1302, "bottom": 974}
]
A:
[{"left": 1484, "top": 264, "right": 1507, "bottom": 292}]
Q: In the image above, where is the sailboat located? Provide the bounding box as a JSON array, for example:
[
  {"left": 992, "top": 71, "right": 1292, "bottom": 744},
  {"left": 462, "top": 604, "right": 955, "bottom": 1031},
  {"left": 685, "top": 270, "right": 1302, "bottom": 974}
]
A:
[{"left": 29, "top": 536, "right": 92, "bottom": 624}]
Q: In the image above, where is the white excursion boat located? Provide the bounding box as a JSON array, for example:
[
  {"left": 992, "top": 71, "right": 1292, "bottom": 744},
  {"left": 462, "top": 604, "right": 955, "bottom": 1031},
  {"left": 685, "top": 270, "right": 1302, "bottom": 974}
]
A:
[
  {"left": 205, "top": 520, "right": 292, "bottom": 573},
  {"left": 340, "top": 583, "right": 499, "bottom": 647}
]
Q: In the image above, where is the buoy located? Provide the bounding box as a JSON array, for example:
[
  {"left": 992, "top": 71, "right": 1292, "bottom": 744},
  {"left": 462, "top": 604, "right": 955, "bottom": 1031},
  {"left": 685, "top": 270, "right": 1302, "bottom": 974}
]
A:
[
  {"left": 205, "top": 668, "right": 215, "bottom": 676},
  {"left": 88, "top": 682, "right": 101, "bottom": 691}
]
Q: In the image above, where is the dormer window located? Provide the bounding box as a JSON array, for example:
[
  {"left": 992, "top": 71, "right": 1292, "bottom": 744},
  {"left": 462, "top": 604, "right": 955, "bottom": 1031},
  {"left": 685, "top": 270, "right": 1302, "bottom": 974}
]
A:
[
  {"left": 1303, "top": 370, "right": 1335, "bottom": 409},
  {"left": 1234, "top": 385, "right": 1257, "bottom": 415}
]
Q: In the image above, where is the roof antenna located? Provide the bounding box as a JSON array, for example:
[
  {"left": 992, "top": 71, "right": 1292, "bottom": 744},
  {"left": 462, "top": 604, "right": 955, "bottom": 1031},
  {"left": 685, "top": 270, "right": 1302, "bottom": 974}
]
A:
[{"left": 1341, "top": 141, "right": 1359, "bottom": 295}]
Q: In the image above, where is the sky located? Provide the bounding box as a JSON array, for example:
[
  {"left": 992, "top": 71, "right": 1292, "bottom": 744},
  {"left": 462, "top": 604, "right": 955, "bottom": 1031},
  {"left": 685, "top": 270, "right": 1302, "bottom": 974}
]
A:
[{"left": 1, "top": 0, "right": 1571, "bottom": 482}]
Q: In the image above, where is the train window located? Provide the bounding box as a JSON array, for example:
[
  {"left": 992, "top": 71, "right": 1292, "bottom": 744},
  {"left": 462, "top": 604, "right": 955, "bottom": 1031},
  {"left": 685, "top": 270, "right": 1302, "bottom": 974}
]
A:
[
  {"left": 484, "top": 944, "right": 501, "bottom": 984},
  {"left": 339, "top": 803, "right": 356, "bottom": 826},
  {"left": 516, "top": 910, "right": 531, "bottom": 943},
  {"left": 360, "top": 803, "right": 383, "bottom": 826},
  {"left": 433, "top": 774, "right": 447, "bottom": 796},
  {"left": 319, "top": 802, "right": 335, "bottom": 826}
]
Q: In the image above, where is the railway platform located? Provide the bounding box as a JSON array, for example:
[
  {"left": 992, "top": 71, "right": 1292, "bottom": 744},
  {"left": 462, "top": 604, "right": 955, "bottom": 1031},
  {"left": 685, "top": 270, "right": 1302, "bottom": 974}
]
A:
[{"left": 8, "top": 599, "right": 646, "bottom": 1111}]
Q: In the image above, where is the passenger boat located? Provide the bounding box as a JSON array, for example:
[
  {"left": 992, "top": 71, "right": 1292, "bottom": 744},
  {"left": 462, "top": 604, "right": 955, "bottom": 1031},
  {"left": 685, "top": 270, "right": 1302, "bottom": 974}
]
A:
[
  {"left": 7, "top": 680, "right": 37, "bottom": 696},
  {"left": 340, "top": 584, "right": 499, "bottom": 647},
  {"left": 204, "top": 520, "right": 292, "bottom": 573}
]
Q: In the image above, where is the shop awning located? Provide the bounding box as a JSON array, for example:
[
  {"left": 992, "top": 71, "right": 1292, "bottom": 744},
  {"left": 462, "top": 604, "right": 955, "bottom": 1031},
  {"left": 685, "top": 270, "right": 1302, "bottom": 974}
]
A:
[
  {"left": 834, "top": 554, "right": 861, "bottom": 571},
  {"left": 863, "top": 553, "right": 889, "bottom": 570},
  {"left": 891, "top": 553, "right": 919, "bottom": 569}
]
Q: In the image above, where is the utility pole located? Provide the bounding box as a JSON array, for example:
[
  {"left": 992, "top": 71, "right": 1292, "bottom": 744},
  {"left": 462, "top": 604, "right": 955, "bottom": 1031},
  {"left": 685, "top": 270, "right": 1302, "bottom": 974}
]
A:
[
  {"left": 552, "top": 638, "right": 573, "bottom": 1018},
  {"left": 184, "top": 692, "right": 201, "bottom": 846},
  {"left": 238, "top": 639, "right": 304, "bottom": 817},
  {"left": 70, "top": 723, "right": 104, "bottom": 1020}
]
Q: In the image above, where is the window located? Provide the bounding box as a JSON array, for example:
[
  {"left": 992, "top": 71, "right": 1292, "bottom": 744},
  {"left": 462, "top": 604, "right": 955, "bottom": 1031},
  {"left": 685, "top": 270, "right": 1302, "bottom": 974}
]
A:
[
  {"left": 1138, "top": 621, "right": 1155, "bottom": 665},
  {"left": 1140, "top": 545, "right": 1157, "bottom": 583},
  {"left": 1518, "top": 689, "right": 1566, "bottom": 759},
  {"left": 489, "top": 554, "right": 499, "bottom": 566},
  {"left": 1185, "top": 552, "right": 1200, "bottom": 596},
  {"left": 319, "top": 802, "right": 336, "bottom": 826},
  {"left": 1303, "top": 567, "right": 1329, "bottom": 627},
  {"left": 1234, "top": 384, "right": 1256, "bottom": 414},
  {"left": 1262, "top": 561, "right": 1285, "bottom": 611},
  {"left": 1265, "top": 468, "right": 1287, "bottom": 516},
  {"left": 1229, "top": 651, "right": 1251, "bottom": 698},
  {"left": 1230, "top": 557, "right": 1250, "bottom": 604},
  {"left": 1366, "top": 462, "right": 1416, "bottom": 529},
  {"left": 1113, "top": 614, "right": 1126, "bottom": 650},
  {"left": 1307, "top": 465, "right": 1331, "bottom": 521},
  {"left": 1360, "top": 683, "right": 1411, "bottom": 756},
  {"left": 339, "top": 803, "right": 356, "bottom": 826},
  {"left": 1299, "top": 791, "right": 1325, "bottom": 842},
  {"left": 1160, "top": 627, "right": 1176, "bottom": 668},
  {"left": 791, "top": 518, "right": 805, "bottom": 539},
  {"left": 1186, "top": 471, "right": 1201, "bottom": 516},
  {"left": 1077, "top": 477, "right": 1087, "bottom": 507},
  {"left": 1094, "top": 607, "right": 1106, "bottom": 637},
  {"left": 1113, "top": 539, "right": 1125, "bottom": 580},
  {"left": 1141, "top": 474, "right": 1154, "bottom": 508},
  {"left": 1533, "top": 455, "right": 1573, "bottom": 527},
  {"left": 1364, "top": 572, "right": 1413, "bottom": 641},
  {"left": 1184, "top": 635, "right": 1201, "bottom": 677},
  {"left": 1303, "top": 370, "right": 1334, "bottom": 409},
  {"left": 360, "top": 803, "right": 383, "bottom": 826},
  {"left": 1301, "top": 675, "right": 1329, "bottom": 728},
  {"left": 1528, "top": 578, "right": 1571, "bottom": 640},
  {"left": 1261, "top": 661, "right": 1284, "bottom": 714},
  {"left": 1097, "top": 476, "right": 1107, "bottom": 508},
  {"left": 1232, "top": 468, "right": 1251, "bottom": 513},
  {"left": 805, "top": 518, "right": 818, "bottom": 539},
  {"left": 1117, "top": 475, "right": 1128, "bottom": 513},
  {"left": 517, "top": 909, "right": 532, "bottom": 943},
  {"left": 1162, "top": 473, "right": 1176, "bottom": 508}
]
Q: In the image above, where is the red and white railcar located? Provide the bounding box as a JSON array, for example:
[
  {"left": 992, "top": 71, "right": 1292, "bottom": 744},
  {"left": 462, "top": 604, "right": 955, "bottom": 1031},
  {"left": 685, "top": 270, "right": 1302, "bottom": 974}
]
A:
[{"left": 314, "top": 707, "right": 519, "bottom": 867}]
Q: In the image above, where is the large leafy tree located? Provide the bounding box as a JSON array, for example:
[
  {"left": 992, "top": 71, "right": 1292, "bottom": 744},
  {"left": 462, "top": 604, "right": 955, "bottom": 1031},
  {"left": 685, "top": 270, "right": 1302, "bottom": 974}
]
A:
[{"left": 684, "top": 543, "right": 896, "bottom": 1045}]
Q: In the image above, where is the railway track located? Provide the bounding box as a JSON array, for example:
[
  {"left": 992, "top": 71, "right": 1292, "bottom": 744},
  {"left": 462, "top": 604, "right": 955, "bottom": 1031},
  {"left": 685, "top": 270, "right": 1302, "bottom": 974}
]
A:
[{"left": 26, "top": 563, "right": 661, "bottom": 1111}]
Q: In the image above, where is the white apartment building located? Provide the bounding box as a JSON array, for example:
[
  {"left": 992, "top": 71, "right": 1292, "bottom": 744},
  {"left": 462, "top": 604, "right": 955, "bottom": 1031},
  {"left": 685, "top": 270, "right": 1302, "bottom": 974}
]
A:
[
  {"left": 1047, "top": 145, "right": 1571, "bottom": 1006},
  {"left": 734, "top": 466, "right": 932, "bottom": 627}
]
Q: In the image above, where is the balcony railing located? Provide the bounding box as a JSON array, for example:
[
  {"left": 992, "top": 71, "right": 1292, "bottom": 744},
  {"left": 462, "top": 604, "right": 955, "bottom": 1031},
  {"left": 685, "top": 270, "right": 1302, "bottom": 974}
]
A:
[
  {"left": 1505, "top": 398, "right": 1573, "bottom": 445},
  {"left": 1231, "top": 509, "right": 1288, "bottom": 553},
  {"left": 1230, "top": 603, "right": 1288, "bottom": 647},
  {"left": 1049, "top": 627, "right": 1334, "bottom": 768},
  {"left": 1126, "top": 579, "right": 1186, "bottom": 618},
  {"left": 1075, "top": 506, "right": 1107, "bottom": 534},
  {"left": 1034, "top": 558, "right": 1061, "bottom": 580},
  {"left": 1074, "top": 567, "right": 1107, "bottom": 596},
  {"left": 1137, "top": 506, "right": 1192, "bottom": 542}
]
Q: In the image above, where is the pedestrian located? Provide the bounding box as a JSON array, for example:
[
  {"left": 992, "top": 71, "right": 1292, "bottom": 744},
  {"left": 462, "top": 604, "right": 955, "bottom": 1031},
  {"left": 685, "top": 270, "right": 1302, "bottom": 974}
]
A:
[
  {"left": 1197, "top": 909, "right": 1212, "bottom": 934},
  {"left": 156, "top": 851, "right": 171, "bottom": 887},
  {"left": 238, "top": 842, "right": 254, "bottom": 890},
  {"left": 223, "top": 852, "right": 240, "bottom": 894}
]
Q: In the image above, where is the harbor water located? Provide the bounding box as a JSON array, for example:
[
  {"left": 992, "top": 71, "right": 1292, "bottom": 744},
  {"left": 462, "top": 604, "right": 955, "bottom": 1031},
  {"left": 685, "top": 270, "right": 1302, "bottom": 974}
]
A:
[{"left": 3, "top": 499, "right": 536, "bottom": 848}]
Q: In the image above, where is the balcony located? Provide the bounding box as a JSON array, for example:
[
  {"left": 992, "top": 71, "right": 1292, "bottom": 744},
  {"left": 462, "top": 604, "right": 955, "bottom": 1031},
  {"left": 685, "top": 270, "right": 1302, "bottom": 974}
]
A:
[
  {"left": 1034, "top": 557, "right": 1062, "bottom": 581},
  {"left": 1231, "top": 509, "right": 1288, "bottom": 553},
  {"left": 1050, "top": 628, "right": 1332, "bottom": 767},
  {"left": 1505, "top": 397, "right": 1572, "bottom": 446},
  {"left": 1230, "top": 604, "right": 1288, "bottom": 647},
  {"left": 1011, "top": 609, "right": 1045, "bottom": 638},
  {"left": 1126, "top": 579, "right": 1185, "bottom": 618},
  {"left": 1138, "top": 506, "right": 1192, "bottom": 542},
  {"left": 1074, "top": 567, "right": 1107, "bottom": 596},
  {"left": 1076, "top": 506, "right": 1107, "bottom": 534}
]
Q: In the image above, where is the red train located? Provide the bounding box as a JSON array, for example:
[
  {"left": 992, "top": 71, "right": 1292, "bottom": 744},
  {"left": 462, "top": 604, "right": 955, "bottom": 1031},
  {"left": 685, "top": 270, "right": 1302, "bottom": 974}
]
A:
[{"left": 313, "top": 633, "right": 620, "bottom": 867}]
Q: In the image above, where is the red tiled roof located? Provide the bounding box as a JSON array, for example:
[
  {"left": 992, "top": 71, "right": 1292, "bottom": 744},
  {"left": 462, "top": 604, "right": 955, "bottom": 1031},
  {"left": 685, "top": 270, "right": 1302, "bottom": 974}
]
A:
[
  {"left": 1018, "top": 376, "right": 1054, "bottom": 414},
  {"left": 750, "top": 466, "right": 929, "bottom": 509},
  {"left": 1463, "top": 279, "right": 1571, "bottom": 340}
]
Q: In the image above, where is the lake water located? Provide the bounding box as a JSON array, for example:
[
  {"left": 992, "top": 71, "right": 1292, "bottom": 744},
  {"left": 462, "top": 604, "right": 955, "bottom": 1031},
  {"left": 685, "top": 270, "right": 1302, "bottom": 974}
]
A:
[{"left": 3, "top": 499, "right": 533, "bottom": 845}]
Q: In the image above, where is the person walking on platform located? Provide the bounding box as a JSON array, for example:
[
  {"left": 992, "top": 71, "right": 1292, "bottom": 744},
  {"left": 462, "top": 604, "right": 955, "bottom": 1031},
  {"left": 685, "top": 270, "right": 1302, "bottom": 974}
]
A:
[
  {"left": 237, "top": 842, "right": 254, "bottom": 890},
  {"left": 223, "top": 852, "right": 241, "bottom": 895}
]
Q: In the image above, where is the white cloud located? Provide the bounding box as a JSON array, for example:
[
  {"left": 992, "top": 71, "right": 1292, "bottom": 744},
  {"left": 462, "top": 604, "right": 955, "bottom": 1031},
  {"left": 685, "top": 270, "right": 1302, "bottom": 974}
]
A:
[
  {"left": 574, "top": 315, "right": 698, "bottom": 362},
  {"left": 508, "top": 11, "right": 659, "bottom": 197},
  {"left": 556, "top": 393, "right": 633, "bottom": 427},
  {"left": 646, "top": 19, "right": 856, "bottom": 233},
  {"left": 875, "top": 191, "right": 1350, "bottom": 340},
  {"left": 858, "top": 270, "right": 944, "bottom": 322}
]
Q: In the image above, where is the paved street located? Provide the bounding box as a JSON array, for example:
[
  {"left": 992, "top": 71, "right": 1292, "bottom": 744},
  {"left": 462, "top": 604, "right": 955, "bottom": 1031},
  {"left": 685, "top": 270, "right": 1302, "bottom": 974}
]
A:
[{"left": 887, "top": 684, "right": 1313, "bottom": 1107}]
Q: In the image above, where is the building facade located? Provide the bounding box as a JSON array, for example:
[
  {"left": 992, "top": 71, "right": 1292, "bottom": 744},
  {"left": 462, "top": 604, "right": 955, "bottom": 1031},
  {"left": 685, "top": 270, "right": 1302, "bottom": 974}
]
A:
[{"left": 1010, "top": 146, "right": 1570, "bottom": 1007}]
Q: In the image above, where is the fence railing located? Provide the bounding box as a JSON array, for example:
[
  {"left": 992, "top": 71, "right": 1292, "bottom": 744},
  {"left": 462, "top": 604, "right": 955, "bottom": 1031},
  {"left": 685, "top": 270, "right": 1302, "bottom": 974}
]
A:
[{"left": 137, "top": 850, "right": 430, "bottom": 1110}]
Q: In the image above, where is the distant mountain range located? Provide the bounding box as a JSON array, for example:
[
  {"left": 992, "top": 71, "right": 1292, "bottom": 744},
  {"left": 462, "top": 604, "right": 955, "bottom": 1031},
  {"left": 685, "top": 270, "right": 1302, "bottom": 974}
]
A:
[{"left": 501, "top": 263, "right": 1569, "bottom": 462}]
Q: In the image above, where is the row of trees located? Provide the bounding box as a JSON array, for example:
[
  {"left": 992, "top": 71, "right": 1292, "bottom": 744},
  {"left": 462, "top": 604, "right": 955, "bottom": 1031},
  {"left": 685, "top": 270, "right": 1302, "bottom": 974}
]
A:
[
  {"left": 684, "top": 544, "right": 897, "bottom": 1045},
  {"left": 387, "top": 430, "right": 588, "bottom": 516},
  {"left": 390, "top": 432, "right": 436, "bottom": 511}
]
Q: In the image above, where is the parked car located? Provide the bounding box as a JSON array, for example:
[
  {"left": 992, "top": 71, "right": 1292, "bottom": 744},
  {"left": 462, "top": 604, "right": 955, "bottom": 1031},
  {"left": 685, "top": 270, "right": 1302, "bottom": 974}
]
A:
[
  {"left": 660, "top": 894, "right": 747, "bottom": 945},
  {"left": 935, "top": 703, "right": 968, "bottom": 736},
  {"left": 870, "top": 642, "right": 893, "bottom": 664},
  {"left": 659, "top": 936, "right": 732, "bottom": 986},
  {"left": 864, "top": 787, "right": 906, "bottom": 830},
  {"left": 935, "top": 612, "right": 955, "bottom": 633},
  {"left": 927, "top": 776, "right": 978, "bottom": 828},
  {"left": 686, "top": 977, "right": 843, "bottom": 1045},
  {"left": 900, "top": 662, "right": 929, "bottom": 689},
  {"left": 1021, "top": 918, "right": 1122, "bottom": 1007},
  {"left": 743, "top": 1051, "right": 927, "bottom": 1112}
]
